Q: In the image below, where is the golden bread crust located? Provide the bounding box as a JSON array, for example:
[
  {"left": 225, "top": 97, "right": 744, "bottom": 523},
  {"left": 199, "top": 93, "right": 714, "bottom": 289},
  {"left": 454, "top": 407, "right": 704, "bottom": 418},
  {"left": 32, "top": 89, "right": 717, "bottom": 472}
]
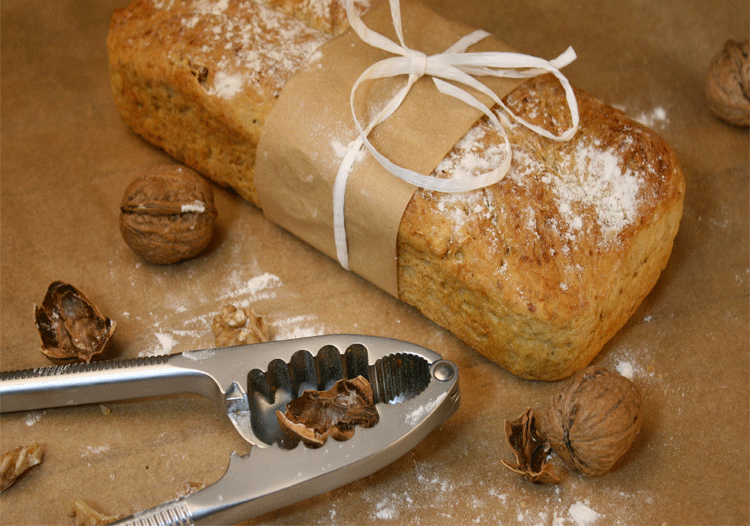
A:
[
  {"left": 107, "top": 0, "right": 330, "bottom": 204},
  {"left": 399, "top": 75, "right": 684, "bottom": 379}
]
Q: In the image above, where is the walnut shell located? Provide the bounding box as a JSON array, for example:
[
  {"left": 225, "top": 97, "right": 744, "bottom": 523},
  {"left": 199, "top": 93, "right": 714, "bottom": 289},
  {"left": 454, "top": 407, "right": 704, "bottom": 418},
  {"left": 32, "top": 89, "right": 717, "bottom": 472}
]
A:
[
  {"left": 0, "top": 442, "right": 44, "bottom": 492},
  {"left": 34, "top": 281, "right": 116, "bottom": 364},
  {"left": 275, "top": 376, "right": 379, "bottom": 447},
  {"left": 501, "top": 408, "right": 563, "bottom": 484},
  {"left": 706, "top": 39, "right": 750, "bottom": 127},
  {"left": 119, "top": 165, "right": 218, "bottom": 264},
  {"left": 541, "top": 366, "right": 641, "bottom": 476}
]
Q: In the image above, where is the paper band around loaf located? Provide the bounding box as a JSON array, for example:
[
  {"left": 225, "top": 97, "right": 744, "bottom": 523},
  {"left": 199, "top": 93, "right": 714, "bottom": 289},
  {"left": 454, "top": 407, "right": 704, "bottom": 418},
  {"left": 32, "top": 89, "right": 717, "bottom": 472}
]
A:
[{"left": 255, "top": 0, "right": 578, "bottom": 297}]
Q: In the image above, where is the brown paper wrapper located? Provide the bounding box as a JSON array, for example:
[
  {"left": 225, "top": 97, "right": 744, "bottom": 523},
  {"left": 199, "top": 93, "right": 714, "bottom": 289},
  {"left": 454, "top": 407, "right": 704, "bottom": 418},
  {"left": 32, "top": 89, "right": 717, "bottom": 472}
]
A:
[{"left": 255, "top": 0, "right": 524, "bottom": 297}]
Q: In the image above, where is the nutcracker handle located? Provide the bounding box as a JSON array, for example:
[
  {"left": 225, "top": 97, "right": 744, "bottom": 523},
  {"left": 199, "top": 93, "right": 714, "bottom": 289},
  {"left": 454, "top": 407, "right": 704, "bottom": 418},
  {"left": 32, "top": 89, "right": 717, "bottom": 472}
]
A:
[{"left": 0, "top": 355, "right": 220, "bottom": 413}]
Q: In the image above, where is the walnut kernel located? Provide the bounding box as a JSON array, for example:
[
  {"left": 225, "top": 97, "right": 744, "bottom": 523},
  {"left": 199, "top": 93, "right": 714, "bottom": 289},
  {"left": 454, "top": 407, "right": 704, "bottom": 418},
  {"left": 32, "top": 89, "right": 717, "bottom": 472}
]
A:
[
  {"left": 119, "top": 165, "right": 218, "bottom": 264},
  {"left": 540, "top": 366, "right": 642, "bottom": 476},
  {"left": 706, "top": 39, "right": 750, "bottom": 127},
  {"left": 212, "top": 304, "right": 270, "bottom": 347},
  {"left": 0, "top": 442, "right": 44, "bottom": 491},
  {"left": 276, "top": 376, "right": 379, "bottom": 447},
  {"left": 34, "top": 281, "right": 116, "bottom": 364},
  {"left": 64, "top": 499, "right": 123, "bottom": 526}
]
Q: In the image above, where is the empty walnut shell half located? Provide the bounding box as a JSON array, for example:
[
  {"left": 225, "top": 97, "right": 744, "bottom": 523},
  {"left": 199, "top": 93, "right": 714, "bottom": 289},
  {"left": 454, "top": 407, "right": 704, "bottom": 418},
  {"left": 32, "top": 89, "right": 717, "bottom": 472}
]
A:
[
  {"left": 501, "top": 408, "right": 563, "bottom": 484},
  {"left": 276, "top": 376, "right": 379, "bottom": 447},
  {"left": 540, "top": 366, "right": 641, "bottom": 477},
  {"left": 119, "top": 165, "right": 218, "bottom": 264},
  {"left": 34, "top": 281, "right": 116, "bottom": 364},
  {"left": 706, "top": 39, "right": 750, "bottom": 127}
]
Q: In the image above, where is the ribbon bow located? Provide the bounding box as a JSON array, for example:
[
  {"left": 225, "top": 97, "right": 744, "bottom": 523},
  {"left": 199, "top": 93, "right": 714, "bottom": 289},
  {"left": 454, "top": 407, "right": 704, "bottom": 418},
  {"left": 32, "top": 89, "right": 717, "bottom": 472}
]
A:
[{"left": 333, "top": 0, "right": 580, "bottom": 269}]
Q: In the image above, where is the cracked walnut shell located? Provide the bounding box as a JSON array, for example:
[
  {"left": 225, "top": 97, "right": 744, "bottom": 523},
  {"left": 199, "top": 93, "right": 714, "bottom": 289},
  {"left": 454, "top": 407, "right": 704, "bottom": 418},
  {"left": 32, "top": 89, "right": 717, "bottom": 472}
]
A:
[
  {"left": 34, "top": 281, "right": 116, "bottom": 364},
  {"left": 276, "top": 376, "right": 379, "bottom": 447},
  {"left": 501, "top": 408, "right": 563, "bottom": 484},
  {"left": 540, "top": 366, "right": 641, "bottom": 476},
  {"left": 120, "top": 165, "right": 218, "bottom": 264}
]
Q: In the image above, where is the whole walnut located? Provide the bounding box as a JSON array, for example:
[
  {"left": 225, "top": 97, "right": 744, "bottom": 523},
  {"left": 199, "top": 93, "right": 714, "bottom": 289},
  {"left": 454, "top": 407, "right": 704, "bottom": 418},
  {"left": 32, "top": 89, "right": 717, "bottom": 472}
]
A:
[
  {"left": 705, "top": 39, "right": 750, "bottom": 127},
  {"left": 540, "top": 366, "right": 641, "bottom": 476},
  {"left": 120, "top": 165, "right": 218, "bottom": 264}
]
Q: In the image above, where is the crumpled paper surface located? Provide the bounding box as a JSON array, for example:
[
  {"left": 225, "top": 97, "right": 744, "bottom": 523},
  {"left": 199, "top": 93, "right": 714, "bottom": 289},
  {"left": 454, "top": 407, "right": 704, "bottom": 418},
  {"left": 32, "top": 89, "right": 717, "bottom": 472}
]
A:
[{"left": 1, "top": 0, "right": 748, "bottom": 524}]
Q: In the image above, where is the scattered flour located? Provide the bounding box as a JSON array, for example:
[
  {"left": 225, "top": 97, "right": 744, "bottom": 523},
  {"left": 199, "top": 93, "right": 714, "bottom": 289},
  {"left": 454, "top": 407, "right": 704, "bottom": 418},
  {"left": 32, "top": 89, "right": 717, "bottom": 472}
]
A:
[
  {"left": 611, "top": 104, "right": 670, "bottom": 130},
  {"left": 568, "top": 501, "right": 600, "bottom": 526},
  {"left": 139, "top": 332, "right": 177, "bottom": 357},
  {"left": 81, "top": 445, "right": 111, "bottom": 457},
  {"left": 219, "top": 271, "right": 282, "bottom": 302},
  {"left": 25, "top": 412, "right": 42, "bottom": 426},
  {"left": 373, "top": 497, "right": 399, "bottom": 520},
  {"left": 272, "top": 315, "right": 327, "bottom": 340},
  {"left": 404, "top": 392, "right": 447, "bottom": 426},
  {"left": 132, "top": 270, "right": 288, "bottom": 356},
  {"left": 615, "top": 359, "right": 634, "bottom": 379},
  {"left": 633, "top": 106, "right": 669, "bottom": 128}
]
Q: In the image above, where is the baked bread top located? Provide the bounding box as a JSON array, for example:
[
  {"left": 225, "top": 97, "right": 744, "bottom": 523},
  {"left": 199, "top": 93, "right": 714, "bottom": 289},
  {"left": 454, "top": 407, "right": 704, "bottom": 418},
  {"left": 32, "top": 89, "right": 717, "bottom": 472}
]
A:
[{"left": 399, "top": 74, "right": 684, "bottom": 378}]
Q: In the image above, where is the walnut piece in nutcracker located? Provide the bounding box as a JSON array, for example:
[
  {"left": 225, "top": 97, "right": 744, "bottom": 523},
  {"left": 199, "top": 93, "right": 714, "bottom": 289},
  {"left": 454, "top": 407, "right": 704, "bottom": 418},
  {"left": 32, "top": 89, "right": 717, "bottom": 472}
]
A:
[
  {"left": 276, "top": 376, "right": 379, "bottom": 447},
  {"left": 706, "top": 39, "right": 750, "bottom": 127},
  {"left": 540, "top": 366, "right": 642, "bottom": 476},
  {"left": 0, "top": 442, "right": 44, "bottom": 492},
  {"left": 34, "top": 281, "right": 116, "bottom": 364},
  {"left": 119, "top": 165, "right": 218, "bottom": 264},
  {"left": 212, "top": 304, "right": 270, "bottom": 347}
]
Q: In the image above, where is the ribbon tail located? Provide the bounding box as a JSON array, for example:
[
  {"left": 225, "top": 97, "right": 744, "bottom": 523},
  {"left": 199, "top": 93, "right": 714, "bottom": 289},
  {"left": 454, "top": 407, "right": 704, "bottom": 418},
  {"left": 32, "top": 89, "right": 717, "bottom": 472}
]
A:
[
  {"left": 346, "top": 0, "right": 410, "bottom": 57},
  {"left": 388, "top": 0, "right": 408, "bottom": 48},
  {"left": 333, "top": 137, "right": 364, "bottom": 269},
  {"left": 549, "top": 46, "right": 577, "bottom": 70},
  {"left": 443, "top": 29, "right": 492, "bottom": 54}
]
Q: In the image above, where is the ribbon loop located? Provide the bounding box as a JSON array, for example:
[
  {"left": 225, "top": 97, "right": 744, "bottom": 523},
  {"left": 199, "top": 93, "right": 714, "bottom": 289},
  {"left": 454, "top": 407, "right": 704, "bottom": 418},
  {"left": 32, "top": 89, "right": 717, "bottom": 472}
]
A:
[{"left": 334, "top": 0, "right": 580, "bottom": 270}]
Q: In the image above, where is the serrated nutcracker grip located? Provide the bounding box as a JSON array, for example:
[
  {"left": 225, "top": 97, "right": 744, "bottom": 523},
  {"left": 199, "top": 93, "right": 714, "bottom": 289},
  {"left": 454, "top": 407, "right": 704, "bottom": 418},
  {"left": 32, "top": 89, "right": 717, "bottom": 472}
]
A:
[{"left": 115, "top": 500, "right": 194, "bottom": 526}]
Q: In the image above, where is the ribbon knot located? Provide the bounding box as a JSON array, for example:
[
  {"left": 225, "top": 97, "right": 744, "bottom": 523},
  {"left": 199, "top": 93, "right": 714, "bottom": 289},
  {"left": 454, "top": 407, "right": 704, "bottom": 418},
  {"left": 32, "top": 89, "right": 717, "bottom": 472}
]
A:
[
  {"left": 409, "top": 50, "right": 428, "bottom": 77},
  {"left": 333, "top": 0, "right": 580, "bottom": 270}
]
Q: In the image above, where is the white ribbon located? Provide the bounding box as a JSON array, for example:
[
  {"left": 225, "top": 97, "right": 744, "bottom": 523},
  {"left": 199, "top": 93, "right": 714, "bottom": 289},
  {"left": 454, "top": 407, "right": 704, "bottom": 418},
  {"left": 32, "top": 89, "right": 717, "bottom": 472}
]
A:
[{"left": 333, "top": 0, "right": 580, "bottom": 269}]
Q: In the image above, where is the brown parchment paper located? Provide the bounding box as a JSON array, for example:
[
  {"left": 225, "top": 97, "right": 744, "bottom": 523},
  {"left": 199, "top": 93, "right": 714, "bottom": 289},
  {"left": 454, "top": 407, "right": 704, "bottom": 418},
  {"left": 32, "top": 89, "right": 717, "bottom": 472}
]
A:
[
  {"left": 0, "top": 0, "right": 748, "bottom": 525},
  {"left": 256, "top": 0, "right": 522, "bottom": 297}
]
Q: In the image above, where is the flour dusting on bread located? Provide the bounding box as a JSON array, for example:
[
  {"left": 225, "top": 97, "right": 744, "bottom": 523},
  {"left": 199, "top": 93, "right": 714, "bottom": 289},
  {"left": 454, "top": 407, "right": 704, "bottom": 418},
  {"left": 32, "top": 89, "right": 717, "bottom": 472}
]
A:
[{"left": 152, "top": 0, "right": 330, "bottom": 99}]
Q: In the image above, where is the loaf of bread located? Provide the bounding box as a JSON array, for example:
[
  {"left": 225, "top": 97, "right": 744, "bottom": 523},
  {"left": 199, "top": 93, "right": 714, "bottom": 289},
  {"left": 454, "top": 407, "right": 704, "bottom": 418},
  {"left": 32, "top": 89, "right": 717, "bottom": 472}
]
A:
[{"left": 107, "top": 0, "right": 684, "bottom": 380}]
